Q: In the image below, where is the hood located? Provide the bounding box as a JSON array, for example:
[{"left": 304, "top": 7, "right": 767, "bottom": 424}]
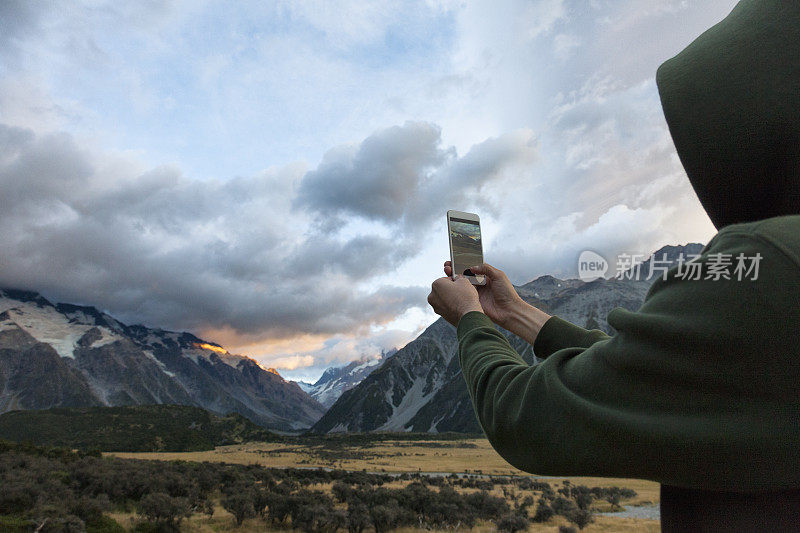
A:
[{"left": 656, "top": 0, "right": 800, "bottom": 229}]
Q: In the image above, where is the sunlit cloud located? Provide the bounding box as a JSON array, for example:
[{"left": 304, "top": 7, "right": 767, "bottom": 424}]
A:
[{"left": 268, "top": 355, "right": 316, "bottom": 372}]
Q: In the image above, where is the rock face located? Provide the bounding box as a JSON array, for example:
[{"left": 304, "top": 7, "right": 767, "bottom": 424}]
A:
[
  {"left": 295, "top": 350, "right": 396, "bottom": 408},
  {"left": 312, "top": 243, "right": 704, "bottom": 434},
  {"left": 0, "top": 289, "right": 325, "bottom": 430}
]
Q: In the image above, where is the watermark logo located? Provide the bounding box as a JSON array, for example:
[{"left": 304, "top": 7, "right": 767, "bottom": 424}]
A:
[
  {"left": 577, "top": 250, "right": 762, "bottom": 282},
  {"left": 578, "top": 250, "right": 608, "bottom": 282}
]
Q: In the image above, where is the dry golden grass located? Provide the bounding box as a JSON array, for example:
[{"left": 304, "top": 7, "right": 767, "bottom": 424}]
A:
[
  {"left": 107, "top": 438, "right": 660, "bottom": 532},
  {"left": 111, "top": 439, "right": 514, "bottom": 474}
]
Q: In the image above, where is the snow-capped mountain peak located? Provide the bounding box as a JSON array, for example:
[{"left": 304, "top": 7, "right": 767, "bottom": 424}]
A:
[
  {"left": 0, "top": 288, "right": 324, "bottom": 430},
  {"left": 298, "top": 350, "right": 394, "bottom": 408}
]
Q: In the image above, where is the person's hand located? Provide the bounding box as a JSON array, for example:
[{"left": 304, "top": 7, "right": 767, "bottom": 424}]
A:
[
  {"left": 428, "top": 275, "right": 484, "bottom": 327},
  {"left": 444, "top": 261, "right": 524, "bottom": 330}
]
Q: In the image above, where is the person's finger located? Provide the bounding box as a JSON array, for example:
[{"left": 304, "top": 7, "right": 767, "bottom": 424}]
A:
[
  {"left": 469, "top": 263, "right": 503, "bottom": 280},
  {"left": 432, "top": 276, "right": 451, "bottom": 289},
  {"left": 453, "top": 275, "right": 476, "bottom": 288}
]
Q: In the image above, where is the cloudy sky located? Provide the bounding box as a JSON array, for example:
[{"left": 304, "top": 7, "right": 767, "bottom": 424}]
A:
[{"left": 0, "top": 0, "right": 736, "bottom": 382}]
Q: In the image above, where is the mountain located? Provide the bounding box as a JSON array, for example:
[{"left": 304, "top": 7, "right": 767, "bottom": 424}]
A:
[
  {"left": 295, "top": 381, "right": 315, "bottom": 393},
  {"left": 312, "top": 243, "right": 705, "bottom": 434},
  {"left": 296, "top": 350, "right": 397, "bottom": 408},
  {"left": 0, "top": 404, "right": 285, "bottom": 452},
  {"left": 0, "top": 289, "right": 325, "bottom": 431}
]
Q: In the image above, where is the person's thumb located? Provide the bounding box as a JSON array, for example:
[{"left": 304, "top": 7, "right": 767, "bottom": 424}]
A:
[{"left": 470, "top": 263, "right": 501, "bottom": 280}]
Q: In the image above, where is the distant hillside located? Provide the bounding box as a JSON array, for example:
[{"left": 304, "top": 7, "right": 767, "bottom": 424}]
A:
[
  {"left": 312, "top": 243, "right": 705, "bottom": 434},
  {"left": 296, "top": 350, "right": 396, "bottom": 408},
  {"left": 0, "top": 289, "right": 325, "bottom": 430},
  {"left": 0, "top": 404, "right": 285, "bottom": 452}
]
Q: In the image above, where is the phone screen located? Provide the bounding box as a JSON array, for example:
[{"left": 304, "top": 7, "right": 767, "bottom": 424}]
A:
[{"left": 449, "top": 216, "right": 485, "bottom": 283}]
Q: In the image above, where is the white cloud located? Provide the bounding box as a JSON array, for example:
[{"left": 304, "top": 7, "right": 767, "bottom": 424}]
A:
[
  {"left": 524, "top": 0, "right": 568, "bottom": 39},
  {"left": 553, "top": 33, "right": 581, "bottom": 60},
  {"left": 269, "top": 354, "right": 316, "bottom": 371}
]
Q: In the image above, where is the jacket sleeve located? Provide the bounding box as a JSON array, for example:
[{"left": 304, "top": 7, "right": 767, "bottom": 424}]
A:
[
  {"left": 532, "top": 316, "right": 610, "bottom": 359},
  {"left": 457, "top": 229, "right": 800, "bottom": 491}
]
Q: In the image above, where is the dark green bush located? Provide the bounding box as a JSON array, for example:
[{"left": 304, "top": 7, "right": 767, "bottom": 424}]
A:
[{"left": 495, "top": 512, "right": 529, "bottom": 533}]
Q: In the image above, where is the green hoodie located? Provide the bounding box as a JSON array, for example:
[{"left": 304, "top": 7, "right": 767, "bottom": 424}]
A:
[{"left": 457, "top": 0, "right": 800, "bottom": 500}]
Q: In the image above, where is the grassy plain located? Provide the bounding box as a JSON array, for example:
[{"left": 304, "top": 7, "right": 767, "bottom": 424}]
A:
[{"left": 109, "top": 437, "right": 660, "bottom": 531}]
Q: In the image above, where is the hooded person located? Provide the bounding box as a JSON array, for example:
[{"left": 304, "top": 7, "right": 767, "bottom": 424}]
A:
[{"left": 427, "top": 0, "right": 800, "bottom": 530}]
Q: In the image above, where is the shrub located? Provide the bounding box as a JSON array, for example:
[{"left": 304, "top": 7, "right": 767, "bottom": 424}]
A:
[
  {"left": 519, "top": 494, "right": 535, "bottom": 510},
  {"left": 202, "top": 499, "right": 214, "bottom": 517},
  {"left": 346, "top": 502, "right": 370, "bottom": 533},
  {"left": 0, "top": 481, "right": 39, "bottom": 515},
  {"left": 332, "top": 481, "right": 353, "bottom": 503},
  {"left": 464, "top": 490, "right": 510, "bottom": 520},
  {"left": 495, "top": 512, "right": 530, "bottom": 533},
  {"left": 39, "top": 514, "right": 85, "bottom": 533},
  {"left": 567, "top": 508, "right": 594, "bottom": 530},
  {"left": 607, "top": 491, "right": 621, "bottom": 509},
  {"left": 325, "top": 508, "right": 347, "bottom": 533},
  {"left": 575, "top": 491, "right": 593, "bottom": 510},
  {"left": 551, "top": 496, "right": 578, "bottom": 517},
  {"left": 221, "top": 491, "right": 256, "bottom": 526},
  {"left": 86, "top": 515, "right": 126, "bottom": 533},
  {"left": 252, "top": 487, "right": 270, "bottom": 518},
  {"left": 264, "top": 491, "right": 292, "bottom": 524},
  {"left": 293, "top": 502, "right": 335, "bottom": 533},
  {"left": 532, "top": 498, "right": 554, "bottom": 523},
  {"left": 71, "top": 494, "right": 110, "bottom": 524},
  {"left": 139, "top": 492, "right": 191, "bottom": 527},
  {"left": 0, "top": 515, "right": 32, "bottom": 533},
  {"left": 369, "top": 501, "right": 401, "bottom": 533}
]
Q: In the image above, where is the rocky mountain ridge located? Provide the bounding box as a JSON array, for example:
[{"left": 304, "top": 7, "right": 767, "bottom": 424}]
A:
[{"left": 0, "top": 289, "right": 325, "bottom": 430}]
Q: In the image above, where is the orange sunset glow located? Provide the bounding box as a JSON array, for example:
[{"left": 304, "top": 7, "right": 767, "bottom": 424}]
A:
[{"left": 194, "top": 342, "right": 227, "bottom": 355}]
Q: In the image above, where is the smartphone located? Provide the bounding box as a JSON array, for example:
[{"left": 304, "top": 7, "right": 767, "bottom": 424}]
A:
[{"left": 447, "top": 210, "right": 486, "bottom": 285}]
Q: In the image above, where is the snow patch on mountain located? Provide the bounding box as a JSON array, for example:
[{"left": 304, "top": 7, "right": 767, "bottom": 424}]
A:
[
  {"left": 294, "top": 381, "right": 315, "bottom": 393},
  {"left": 302, "top": 352, "right": 390, "bottom": 408},
  {"left": 352, "top": 358, "right": 381, "bottom": 373},
  {"left": 377, "top": 377, "right": 436, "bottom": 431},
  {"left": 143, "top": 350, "right": 177, "bottom": 378},
  {"left": 0, "top": 315, "right": 19, "bottom": 333},
  {"left": 0, "top": 305, "right": 122, "bottom": 359},
  {"left": 88, "top": 329, "right": 120, "bottom": 349}
]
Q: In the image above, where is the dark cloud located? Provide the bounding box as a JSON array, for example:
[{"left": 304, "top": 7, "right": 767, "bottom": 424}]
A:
[
  {"left": 296, "top": 121, "right": 450, "bottom": 221},
  {"left": 0, "top": 123, "right": 424, "bottom": 339},
  {"left": 0, "top": 117, "right": 537, "bottom": 341},
  {"left": 284, "top": 234, "right": 411, "bottom": 280},
  {"left": 297, "top": 121, "right": 538, "bottom": 232},
  {"left": 0, "top": 1, "right": 40, "bottom": 58}
]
